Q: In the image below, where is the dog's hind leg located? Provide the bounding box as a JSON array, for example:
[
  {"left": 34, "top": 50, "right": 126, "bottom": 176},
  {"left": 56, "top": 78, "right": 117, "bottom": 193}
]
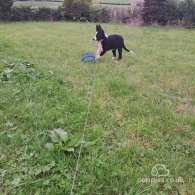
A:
[
  {"left": 118, "top": 47, "right": 122, "bottom": 60},
  {"left": 112, "top": 49, "right": 116, "bottom": 60}
]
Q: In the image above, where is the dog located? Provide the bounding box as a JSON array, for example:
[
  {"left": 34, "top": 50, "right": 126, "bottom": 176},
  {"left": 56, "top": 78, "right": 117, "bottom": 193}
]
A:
[{"left": 93, "top": 25, "right": 133, "bottom": 60}]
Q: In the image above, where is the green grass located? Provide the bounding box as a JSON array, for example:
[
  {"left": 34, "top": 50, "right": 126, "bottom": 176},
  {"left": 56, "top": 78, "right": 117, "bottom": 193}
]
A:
[
  {"left": 14, "top": 1, "right": 63, "bottom": 8},
  {"left": 14, "top": 0, "right": 138, "bottom": 8},
  {"left": 0, "top": 22, "right": 195, "bottom": 194},
  {"left": 94, "top": 0, "right": 130, "bottom": 3}
]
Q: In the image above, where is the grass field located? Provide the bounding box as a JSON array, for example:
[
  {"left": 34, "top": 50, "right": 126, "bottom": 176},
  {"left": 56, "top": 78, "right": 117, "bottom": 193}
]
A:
[
  {"left": 14, "top": 1, "right": 63, "bottom": 8},
  {"left": 94, "top": 0, "right": 131, "bottom": 3},
  {"left": 14, "top": 0, "right": 140, "bottom": 8},
  {"left": 0, "top": 22, "right": 195, "bottom": 194}
]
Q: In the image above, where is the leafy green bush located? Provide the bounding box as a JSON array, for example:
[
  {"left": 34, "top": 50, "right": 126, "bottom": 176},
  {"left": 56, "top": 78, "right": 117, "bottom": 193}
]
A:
[
  {"left": 34, "top": 7, "right": 61, "bottom": 21},
  {"left": 11, "top": 7, "right": 33, "bottom": 21},
  {"left": 0, "top": 61, "right": 42, "bottom": 83},
  {"left": 156, "top": 0, "right": 179, "bottom": 26},
  {"left": 45, "top": 128, "right": 96, "bottom": 153},
  {"left": 90, "top": 7, "right": 110, "bottom": 23},
  {"left": 11, "top": 7, "right": 61, "bottom": 21},
  {"left": 62, "top": 0, "right": 92, "bottom": 21},
  {"left": 142, "top": 0, "right": 195, "bottom": 26},
  {"left": 178, "top": 0, "right": 195, "bottom": 27},
  {"left": 80, "top": 17, "right": 87, "bottom": 22},
  {"left": 0, "top": 0, "right": 13, "bottom": 21}
]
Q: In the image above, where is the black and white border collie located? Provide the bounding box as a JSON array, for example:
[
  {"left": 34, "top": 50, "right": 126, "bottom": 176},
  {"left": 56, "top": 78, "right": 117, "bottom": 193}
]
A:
[{"left": 93, "top": 25, "right": 133, "bottom": 61}]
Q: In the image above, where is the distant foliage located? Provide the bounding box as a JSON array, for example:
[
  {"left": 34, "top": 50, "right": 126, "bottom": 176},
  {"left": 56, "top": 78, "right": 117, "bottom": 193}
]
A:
[
  {"left": 62, "top": 0, "right": 92, "bottom": 21},
  {"left": 109, "top": 7, "right": 131, "bottom": 23},
  {"left": 90, "top": 7, "right": 110, "bottom": 23},
  {"left": 0, "top": 0, "right": 13, "bottom": 21},
  {"left": 11, "top": 3, "right": 109, "bottom": 23},
  {"left": 11, "top": 7, "right": 33, "bottom": 21},
  {"left": 6, "top": 0, "right": 195, "bottom": 26},
  {"left": 142, "top": 0, "right": 195, "bottom": 26},
  {"left": 178, "top": 0, "right": 195, "bottom": 26},
  {"left": 11, "top": 7, "right": 61, "bottom": 21},
  {"left": 142, "top": 0, "right": 166, "bottom": 25},
  {"left": 34, "top": 7, "right": 61, "bottom": 21}
]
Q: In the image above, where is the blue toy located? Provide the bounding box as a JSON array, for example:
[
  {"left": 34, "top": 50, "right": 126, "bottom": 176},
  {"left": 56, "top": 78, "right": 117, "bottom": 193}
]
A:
[{"left": 81, "top": 52, "right": 96, "bottom": 63}]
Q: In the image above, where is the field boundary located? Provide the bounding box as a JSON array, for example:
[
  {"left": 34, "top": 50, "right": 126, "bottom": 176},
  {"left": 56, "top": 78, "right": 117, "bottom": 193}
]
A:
[{"left": 99, "top": 3, "right": 131, "bottom": 5}]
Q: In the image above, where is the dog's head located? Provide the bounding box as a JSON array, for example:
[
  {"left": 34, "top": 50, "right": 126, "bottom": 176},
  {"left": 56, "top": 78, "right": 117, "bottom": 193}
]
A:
[{"left": 93, "top": 25, "right": 107, "bottom": 42}]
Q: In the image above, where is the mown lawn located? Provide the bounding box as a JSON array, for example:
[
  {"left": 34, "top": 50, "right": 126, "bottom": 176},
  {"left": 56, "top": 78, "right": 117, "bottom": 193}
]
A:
[
  {"left": 94, "top": 0, "right": 131, "bottom": 3},
  {"left": 14, "top": 0, "right": 137, "bottom": 8},
  {"left": 0, "top": 22, "right": 194, "bottom": 194},
  {"left": 14, "top": 1, "right": 63, "bottom": 8}
]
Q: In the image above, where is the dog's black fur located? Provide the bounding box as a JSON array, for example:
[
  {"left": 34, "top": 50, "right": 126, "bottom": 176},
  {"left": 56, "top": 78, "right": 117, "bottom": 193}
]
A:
[{"left": 94, "top": 25, "right": 130, "bottom": 60}]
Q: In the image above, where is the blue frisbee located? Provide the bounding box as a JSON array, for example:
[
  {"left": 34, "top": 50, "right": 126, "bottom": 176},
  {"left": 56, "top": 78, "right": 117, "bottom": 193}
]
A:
[{"left": 81, "top": 52, "right": 96, "bottom": 63}]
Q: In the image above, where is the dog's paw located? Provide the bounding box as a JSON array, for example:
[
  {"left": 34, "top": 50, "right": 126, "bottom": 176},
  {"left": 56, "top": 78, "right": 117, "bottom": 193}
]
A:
[
  {"left": 95, "top": 55, "right": 102, "bottom": 60},
  {"left": 112, "top": 57, "right": 116, "bottom": 60}
]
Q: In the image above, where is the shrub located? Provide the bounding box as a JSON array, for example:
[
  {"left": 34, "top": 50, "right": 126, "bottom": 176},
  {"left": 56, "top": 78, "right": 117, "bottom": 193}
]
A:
[
  {"left": 11, "top": 7, "right": 61, "bottom": 22},
  {"left": 52, "top": 8, "right": 61, "bottom": 21},
  {"left": 179, "top": 0, "right": 195, "bottom": 27},
  {"left": 142, "top": 0, "right": 166, "bottom": 25},
  {"left": 11, "top": 7, "right": 33, "bottom": 21},
  {"left": 142, "top": 0, "right": 195, "bottom": 26},
  {"left": 34, "top": 8, "right": 57, "bottom": 21},
  {"left": 158, "top": 0, "right": 178, "bottom": 26},
  {"left": 80, "top": 17, "right": 87, "bottom": 22},
  {"left": 0, "top": 0, "right": 13, "bottom": 21},
  {"left": 62, "top": 0, "right": 92, "bottom": 21},
  {"left": 90, "top": 7, "right": 110, "bottom": 23}
]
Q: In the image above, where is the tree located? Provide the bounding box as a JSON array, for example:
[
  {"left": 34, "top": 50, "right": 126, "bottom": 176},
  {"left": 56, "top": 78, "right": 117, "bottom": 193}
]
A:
[
  {"left": 142, "top": 0, "right": 195, "bottom": 26},
  {"left": 142, "top": 0, "right": 167, "bottom": 25},
  {"left": 158, "top": 0, "right": 178, "bottom": 25},
  {"left": 62, "top": 0, "right": 92, "bottom": 21},
  {"left": 180, "top": 0, "right": 195, "bottom": 26},
  {"left": 175, "top": 0, "right": 195, "bottom": 26},
  {"left": 0, "top": 0, "right": 13, "bottom": 21}
]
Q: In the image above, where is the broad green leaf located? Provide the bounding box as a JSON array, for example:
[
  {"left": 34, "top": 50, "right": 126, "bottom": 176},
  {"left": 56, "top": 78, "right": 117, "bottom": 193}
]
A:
[
  {"left": 26, "top": 63, "right": 34, "bottom": 68},
  {"left": 45, "top": 143, "right": 54, "bottom": 150},
  {"left": 1, "top": 74, "right": 8, "bottom": 81},
  {"left": 11, "top": 177, "right": 21, "bottom": 186},
  {"left": 9, "top": 63, "right": 15, "bottom": 68},
  {"left": 83, "top": 141, "right": 95, "bottom": 148},
  {"left": 53, "top": 128, "right": 69, "bottom": 143},
  {"left": 48, "top": 130, "right": 59, "bottom": 143},
  {"left": 67, "top": 135, "right": 82, "bottom": 147},
  {"left": 18, "top": 64, "right": 27, "bottom": 72},
  {"left": 66, "top": 147, "right": 74, "bottom": 152},
  {"left": 0, "top": 169, "right": 7, "bottom": 177},
  {"left": 5, "top": 122, "right": 14, "bottom": 128},
  {"left": 4, "top": 68, "right": 13, "bottom": 73}
]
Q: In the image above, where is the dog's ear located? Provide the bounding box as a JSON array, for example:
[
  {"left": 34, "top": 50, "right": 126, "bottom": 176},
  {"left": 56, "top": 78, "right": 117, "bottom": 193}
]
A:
[
  {"left": 96, "top": 24, "right": 100, "bottom": 31},
  {"left": 99, "top": 25, "right": 104, "bottom": 33}
]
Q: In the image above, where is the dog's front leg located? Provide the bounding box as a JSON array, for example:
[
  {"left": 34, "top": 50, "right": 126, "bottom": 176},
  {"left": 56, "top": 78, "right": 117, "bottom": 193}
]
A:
[
  {"left": 100, "top": 51, "right": 106, "bottom": 57},
  {"left": 96, "top": 48, "right": 101, "bottom": 60},
  {"left": 95, "top": 42, "right": 103, "bottom": 60},
  {"left": 96, "top": 51, "right": 106, "bottom": 60}
]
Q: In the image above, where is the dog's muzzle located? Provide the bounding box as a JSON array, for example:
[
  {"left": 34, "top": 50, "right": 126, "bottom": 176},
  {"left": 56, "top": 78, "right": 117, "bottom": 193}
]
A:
[{"left": 93, "top": 36, "right": 97, "bottom": 41}]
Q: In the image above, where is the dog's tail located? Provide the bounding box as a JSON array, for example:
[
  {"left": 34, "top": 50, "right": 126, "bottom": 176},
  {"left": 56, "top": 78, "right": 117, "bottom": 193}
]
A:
[
  {"left": 123, "top": 45, "right": 130, "bottom": 52},
  {"left": 123, "top": 45, "right": 134, "bottom": 54}
]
